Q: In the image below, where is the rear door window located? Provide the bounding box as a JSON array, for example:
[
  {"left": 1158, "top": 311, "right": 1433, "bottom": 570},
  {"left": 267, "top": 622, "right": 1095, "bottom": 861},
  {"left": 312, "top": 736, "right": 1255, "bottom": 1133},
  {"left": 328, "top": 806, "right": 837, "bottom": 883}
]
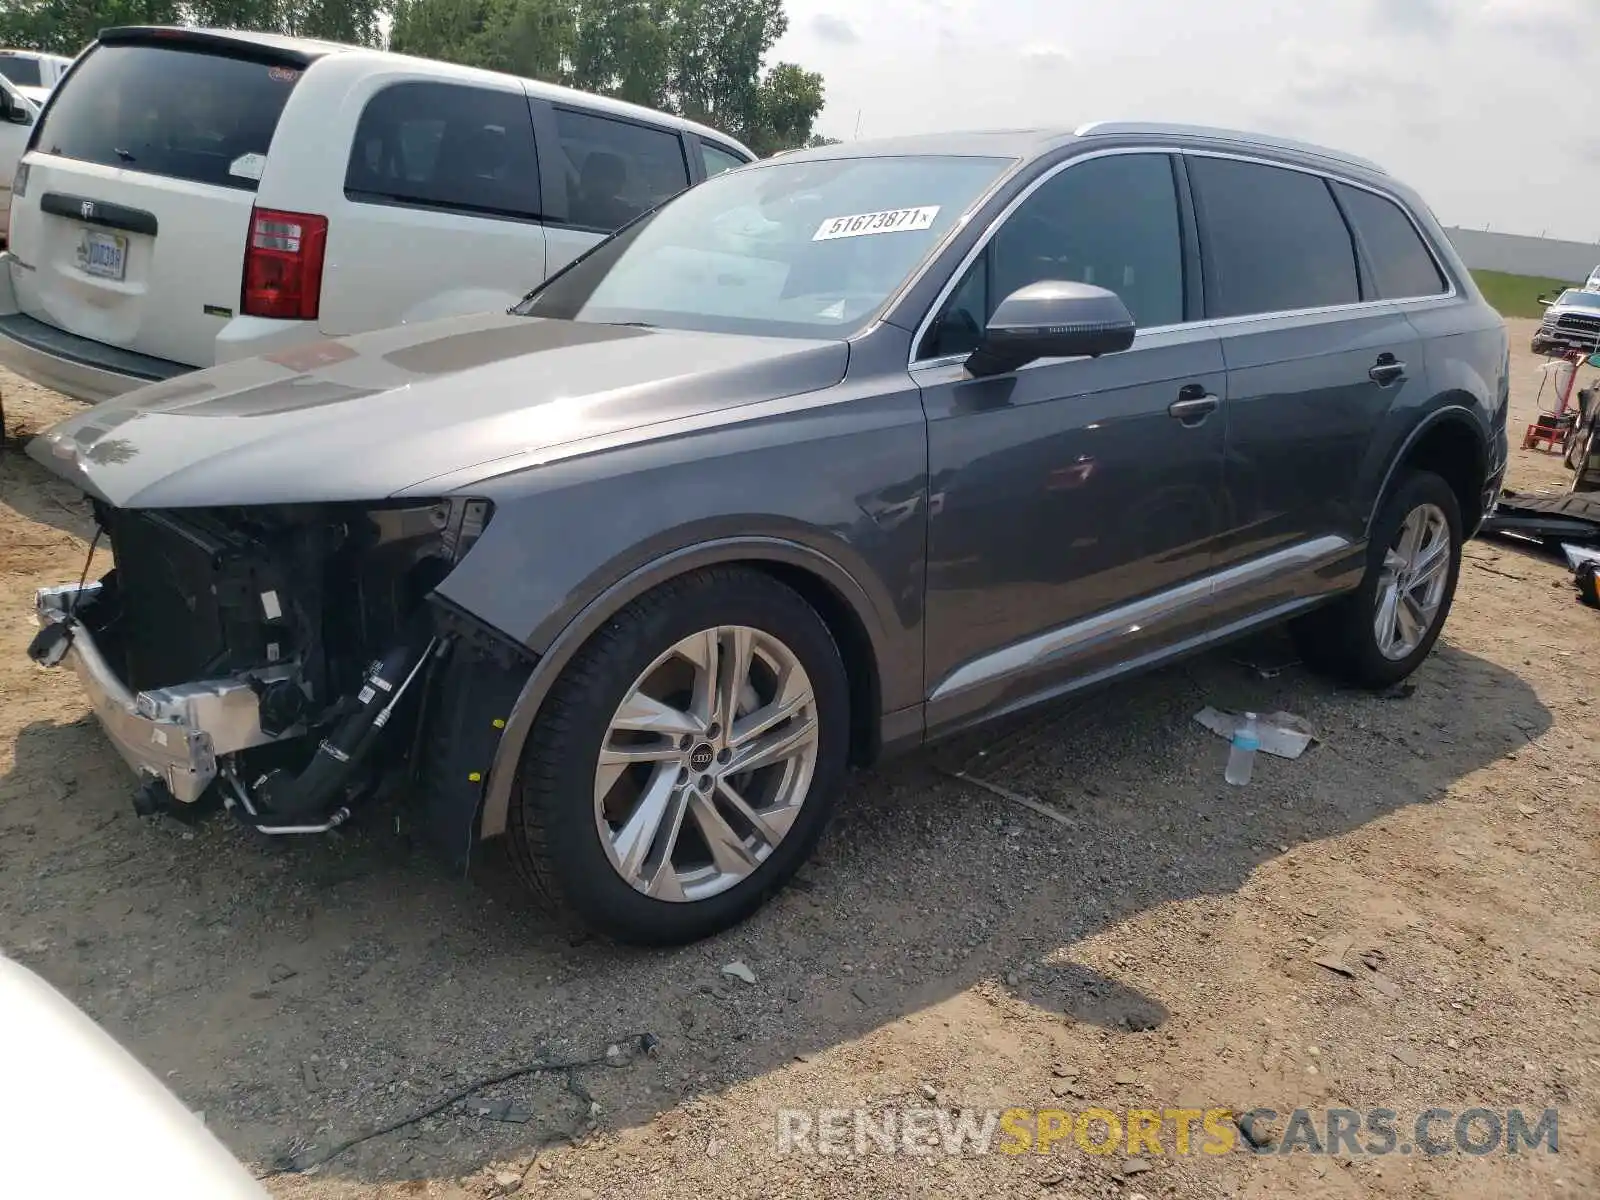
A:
[
  {"left": 1331, "top": 182, "right": 1447, "bottom": 300},
  {"left": 1187, "top": 155, "right": 1359, "bottom": 317},
  {"left": 0, "top": 56, "right": 42, "bottom": 87},
  {"left": 345, "top": 81, "right": 541, "bottom": 219},
  {"left": 552, "top": 107, "right": 690, "bottom": 232},
  {"left": 29, "top": 43, "right": 302, "bottom": 191}
]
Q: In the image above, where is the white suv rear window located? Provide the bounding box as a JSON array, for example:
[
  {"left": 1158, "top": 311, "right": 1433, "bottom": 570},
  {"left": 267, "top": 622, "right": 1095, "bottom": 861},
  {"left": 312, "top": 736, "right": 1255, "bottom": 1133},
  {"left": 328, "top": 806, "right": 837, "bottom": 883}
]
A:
[
  {"left": 0, "top": 55, "right": 43, "bottom": 87},
  {"left": 29, "top": 42, "right": 302, "bottom": 191}
]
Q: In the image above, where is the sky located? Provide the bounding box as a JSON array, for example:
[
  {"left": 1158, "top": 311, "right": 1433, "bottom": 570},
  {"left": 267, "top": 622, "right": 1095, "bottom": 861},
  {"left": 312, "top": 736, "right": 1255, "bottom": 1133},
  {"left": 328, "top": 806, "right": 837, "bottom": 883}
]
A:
[{"left": 769, "top": 0, "right": 1600, "bottom": 243}]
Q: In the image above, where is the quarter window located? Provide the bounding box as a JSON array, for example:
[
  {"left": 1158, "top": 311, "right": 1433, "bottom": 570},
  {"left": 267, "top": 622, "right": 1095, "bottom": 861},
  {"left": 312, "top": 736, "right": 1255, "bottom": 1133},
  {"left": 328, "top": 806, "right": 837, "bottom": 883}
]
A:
[
  {"left": 921, "top": 152, "right": 1185, "bottom": 360},
  {"left": 1187, "top": 156, "right": 1359, "bottom": 317},
  {"left": 701, "top": 142, "right": 748, "bottom": 178},
  {"left": 553, "top": 108, "right": 690, "bottom": 232},
  {"left": 1332, "top": 182, "right": 1447, "bottom": 300},
  {"left": 345, "top": 82, "right": 541, "bottom": 219}
]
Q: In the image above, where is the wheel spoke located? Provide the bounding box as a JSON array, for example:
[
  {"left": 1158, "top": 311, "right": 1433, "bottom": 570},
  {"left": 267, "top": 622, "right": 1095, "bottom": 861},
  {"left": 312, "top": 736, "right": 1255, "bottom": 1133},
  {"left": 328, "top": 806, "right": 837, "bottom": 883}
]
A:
[
  {"left": 637, "top": 790, "right": 690, "bottom": 900},
  {"left": 610, "top": 765, "right": 683, "bottom": 881},
  {"left": 689, "top": 789, "right": 759, "bottom": 876},
  {"left": 729, "top": 676, "right": 814, "bottom": 749},
  {"left": 1397, "top": 509, "right": 1426, "bottom": 566},
  {"left": 1409, "top": 534, "right": 1450, "bottom": 591},
  {"left": 715, "top": 776, "right": 798, "bottom": 849},
  {"left": 678, "top": 628, "right": 720, "bottom": 726},
  {"left": 1395, "top": 593, "right": 1424, "bottom": 647},
  {"left": 1374, "top": 579, "right": 1401, "bottom": 655},
  {"left": 610, "top": 690, "right": 702, "bottom": 737},
  {"left": 726, "top": 714, "right": 818, "bottom": 776},
  {"left": 716, "top": 627, "right": 754, "bottom": 728}
]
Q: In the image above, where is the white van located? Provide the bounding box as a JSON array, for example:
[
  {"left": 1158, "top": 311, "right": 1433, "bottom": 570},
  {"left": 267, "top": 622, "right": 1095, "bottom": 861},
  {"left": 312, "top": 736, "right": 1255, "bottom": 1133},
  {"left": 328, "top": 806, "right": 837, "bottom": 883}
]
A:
[
  {"left": 0, "top": 27, "right": 754, "bottom": 402},
  {"left": 0, "top": 49, "right": 75, "bottom": 91},
  {"left": 0, "top": 75, "right": 38, "bottom": 242}
]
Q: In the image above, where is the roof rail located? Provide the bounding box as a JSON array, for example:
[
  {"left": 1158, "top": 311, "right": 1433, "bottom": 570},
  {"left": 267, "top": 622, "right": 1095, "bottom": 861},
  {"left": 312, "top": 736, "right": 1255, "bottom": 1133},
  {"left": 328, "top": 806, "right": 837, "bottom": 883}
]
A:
[{"left": 1072, "top": 121, "right": 1386, "bottom": 176}]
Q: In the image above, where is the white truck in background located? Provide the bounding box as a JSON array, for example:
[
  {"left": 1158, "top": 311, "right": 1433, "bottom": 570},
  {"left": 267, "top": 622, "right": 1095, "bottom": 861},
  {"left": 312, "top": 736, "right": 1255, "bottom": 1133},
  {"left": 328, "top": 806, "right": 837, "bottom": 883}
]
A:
[{"left": 0, "top": 74, "right": 39, "bottom": 244}]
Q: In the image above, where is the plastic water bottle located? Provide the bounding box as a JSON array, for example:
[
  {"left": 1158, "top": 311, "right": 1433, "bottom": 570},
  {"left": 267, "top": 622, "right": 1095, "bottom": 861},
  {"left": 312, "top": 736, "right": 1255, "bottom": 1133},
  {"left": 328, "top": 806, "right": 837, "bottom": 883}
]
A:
[{"left": 1225, "top": 712, "right": 1260, "bottom": 786}]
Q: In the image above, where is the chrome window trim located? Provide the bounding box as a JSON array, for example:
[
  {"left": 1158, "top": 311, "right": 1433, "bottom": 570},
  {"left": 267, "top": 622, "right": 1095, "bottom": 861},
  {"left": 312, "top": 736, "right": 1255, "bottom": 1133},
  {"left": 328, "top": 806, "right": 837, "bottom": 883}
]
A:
[
  {"left": 1073, "top": 121, "right": 1389, "bottom": 176},
  {"left": 929, "top": 534, "right": 1355, "bottom": 702},
  {"left": 907, "top": 144, "right": 1457, "bottom": 373}
]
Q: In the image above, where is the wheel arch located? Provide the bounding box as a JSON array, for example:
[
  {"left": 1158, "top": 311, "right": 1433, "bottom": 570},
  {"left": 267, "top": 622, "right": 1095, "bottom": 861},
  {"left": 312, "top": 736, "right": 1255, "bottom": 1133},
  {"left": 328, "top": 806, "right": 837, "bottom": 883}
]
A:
[
  {"left": 1367, "top": 400, "right": 1490, "bottom": 538},
  {"left": 476, "top": 537, "right": 890, "bottom": 840}
]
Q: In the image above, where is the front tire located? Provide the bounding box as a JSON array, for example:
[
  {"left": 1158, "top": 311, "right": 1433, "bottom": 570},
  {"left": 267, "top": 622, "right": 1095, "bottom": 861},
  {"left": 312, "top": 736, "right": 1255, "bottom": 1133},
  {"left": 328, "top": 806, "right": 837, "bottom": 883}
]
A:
[
  {"left": 1292, "top": 470, "right": 1463, "bottom": 689},
  {"left": 507, "top": 567, "right": 850, "bottom": 945}
]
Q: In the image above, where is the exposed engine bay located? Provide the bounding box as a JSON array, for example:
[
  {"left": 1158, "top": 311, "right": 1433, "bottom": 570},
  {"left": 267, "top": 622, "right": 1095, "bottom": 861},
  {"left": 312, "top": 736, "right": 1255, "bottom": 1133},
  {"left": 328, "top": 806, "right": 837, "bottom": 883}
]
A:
[{"left": 29, "top": 496, "right": 530, "bottom": 859}]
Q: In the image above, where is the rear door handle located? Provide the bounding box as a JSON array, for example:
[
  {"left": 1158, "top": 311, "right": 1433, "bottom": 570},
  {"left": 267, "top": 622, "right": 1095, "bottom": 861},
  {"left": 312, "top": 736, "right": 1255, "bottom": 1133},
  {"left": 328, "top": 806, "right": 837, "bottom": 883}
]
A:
[
  {"left": 1168, "top": 384, "right": 1219, "bottom": 426},
  {"left": 1369, "top": 353, "right": 1406, "bottom": 386}
]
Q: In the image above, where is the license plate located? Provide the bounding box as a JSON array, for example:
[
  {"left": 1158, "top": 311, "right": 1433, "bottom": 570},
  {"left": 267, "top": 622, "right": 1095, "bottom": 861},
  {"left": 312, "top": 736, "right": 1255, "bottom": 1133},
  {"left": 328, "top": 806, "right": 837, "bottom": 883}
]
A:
[{"left": 76, "top": 229, "right": 128, "bottom": 281}]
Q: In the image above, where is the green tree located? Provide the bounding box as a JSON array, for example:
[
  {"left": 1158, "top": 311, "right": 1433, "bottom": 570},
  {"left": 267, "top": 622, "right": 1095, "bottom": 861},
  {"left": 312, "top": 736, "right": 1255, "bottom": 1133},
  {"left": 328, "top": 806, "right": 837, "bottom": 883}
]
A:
[
  {"left": 745, "top": 60, "right": 823, "bottom": 156},
  {"left": 390, "top": 0, "right": 573, "bottom": 76},
  {"left": 569, "top": 0, "right": 668, "bottom": 108},
  {"left": 0, "top": 0, "right": 182, "bottom": 56},
  {"left": 0, "top": 0, "right": 826, "bottom": 149}
]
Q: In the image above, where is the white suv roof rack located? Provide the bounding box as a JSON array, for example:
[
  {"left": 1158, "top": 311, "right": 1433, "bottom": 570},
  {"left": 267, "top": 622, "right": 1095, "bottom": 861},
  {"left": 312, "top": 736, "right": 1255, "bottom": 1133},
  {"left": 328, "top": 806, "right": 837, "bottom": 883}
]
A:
[{"left": 1072, "top": 121, "right": 1387, "bottom": 176}]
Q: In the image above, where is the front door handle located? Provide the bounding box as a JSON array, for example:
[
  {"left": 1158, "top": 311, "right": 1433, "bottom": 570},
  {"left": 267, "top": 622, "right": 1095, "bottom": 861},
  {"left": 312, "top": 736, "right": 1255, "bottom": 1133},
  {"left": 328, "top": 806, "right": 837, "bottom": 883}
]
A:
[
  {"left": 1369, "top": 352, "right": 1407, "bottom": 386},
  {"left": 1168, "top": 384, "right": 1219, "bottom": 426}
]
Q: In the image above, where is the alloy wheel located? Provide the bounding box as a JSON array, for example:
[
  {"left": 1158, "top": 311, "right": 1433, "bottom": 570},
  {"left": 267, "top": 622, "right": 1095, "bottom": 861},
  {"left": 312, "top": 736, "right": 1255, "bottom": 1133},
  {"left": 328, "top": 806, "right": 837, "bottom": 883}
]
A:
[
  {"left": 593, "top": 625, "right": 819, "bottom": 902},
  {"left": 1374, "top": 502, "right": 1451, "bottom": 661}
]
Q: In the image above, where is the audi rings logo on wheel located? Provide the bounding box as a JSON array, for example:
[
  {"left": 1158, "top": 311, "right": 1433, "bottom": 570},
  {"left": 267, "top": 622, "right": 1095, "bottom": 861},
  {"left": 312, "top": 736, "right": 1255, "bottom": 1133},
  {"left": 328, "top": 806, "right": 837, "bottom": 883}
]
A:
[{"left": 689, "top": 743, "right": 715, "bottom": 771}]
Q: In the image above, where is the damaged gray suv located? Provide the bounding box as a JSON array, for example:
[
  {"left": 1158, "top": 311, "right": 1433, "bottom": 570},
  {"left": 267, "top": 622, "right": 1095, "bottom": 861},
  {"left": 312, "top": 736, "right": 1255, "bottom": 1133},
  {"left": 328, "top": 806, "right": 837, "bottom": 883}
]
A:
[{"left": 26, "top": 123, "right": 1509, "bottom": 944}]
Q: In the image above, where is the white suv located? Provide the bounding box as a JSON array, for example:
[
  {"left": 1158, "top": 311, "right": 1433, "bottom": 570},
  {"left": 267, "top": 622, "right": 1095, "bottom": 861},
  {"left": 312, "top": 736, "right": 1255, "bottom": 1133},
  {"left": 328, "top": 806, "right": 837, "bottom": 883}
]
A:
[{"left": 0, "top": 26, "right": 754, "bottom": 402}]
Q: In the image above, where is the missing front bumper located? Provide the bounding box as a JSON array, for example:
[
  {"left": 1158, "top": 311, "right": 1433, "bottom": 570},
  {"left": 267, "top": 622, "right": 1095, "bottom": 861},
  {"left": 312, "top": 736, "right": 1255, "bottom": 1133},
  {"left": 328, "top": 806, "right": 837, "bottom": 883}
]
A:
[{"left": 32, "top": 582, "right": 297, "bottom": 803}]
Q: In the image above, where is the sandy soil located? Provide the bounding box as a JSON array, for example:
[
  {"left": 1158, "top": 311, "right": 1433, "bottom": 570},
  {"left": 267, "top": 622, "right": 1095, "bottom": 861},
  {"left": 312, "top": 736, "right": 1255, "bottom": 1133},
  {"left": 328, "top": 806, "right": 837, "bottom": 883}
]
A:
[{"left": 0, "top": 317, "right": 1596, "bottom": 1200}]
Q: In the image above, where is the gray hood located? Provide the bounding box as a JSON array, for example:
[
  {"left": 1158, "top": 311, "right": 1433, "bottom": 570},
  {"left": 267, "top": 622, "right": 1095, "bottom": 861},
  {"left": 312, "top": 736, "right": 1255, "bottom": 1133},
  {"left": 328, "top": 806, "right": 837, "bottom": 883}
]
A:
[{"left": 27, "top": 313, "right": 847, "bottom": 508}]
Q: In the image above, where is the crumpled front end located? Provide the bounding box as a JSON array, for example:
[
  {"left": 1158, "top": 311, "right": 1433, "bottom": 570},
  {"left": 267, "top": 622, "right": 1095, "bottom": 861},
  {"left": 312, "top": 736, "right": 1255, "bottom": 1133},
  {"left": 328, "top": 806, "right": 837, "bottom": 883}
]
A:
[{"left": 29, "top": 496, "right": 528, "bottom": 847}]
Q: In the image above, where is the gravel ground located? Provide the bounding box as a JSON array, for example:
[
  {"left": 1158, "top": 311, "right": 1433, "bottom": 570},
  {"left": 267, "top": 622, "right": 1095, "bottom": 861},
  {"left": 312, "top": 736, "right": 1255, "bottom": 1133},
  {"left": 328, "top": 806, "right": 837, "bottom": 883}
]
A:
[{"left": 0, "top": 317, "right": 1596, "bottom": 1200}]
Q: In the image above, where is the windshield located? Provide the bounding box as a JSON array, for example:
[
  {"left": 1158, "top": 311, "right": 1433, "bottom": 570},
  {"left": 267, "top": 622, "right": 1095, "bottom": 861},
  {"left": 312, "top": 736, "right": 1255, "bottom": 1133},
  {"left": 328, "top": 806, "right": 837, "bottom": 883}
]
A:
[
  {"left": 1559, "top": 290, "right": 1600, "bottom": 309},
  {"left": 517, "top": 154, "right": 1015, "bottom": 338},
  {"left": 0, "top": 56, "right": 42, "bottom": 87}
]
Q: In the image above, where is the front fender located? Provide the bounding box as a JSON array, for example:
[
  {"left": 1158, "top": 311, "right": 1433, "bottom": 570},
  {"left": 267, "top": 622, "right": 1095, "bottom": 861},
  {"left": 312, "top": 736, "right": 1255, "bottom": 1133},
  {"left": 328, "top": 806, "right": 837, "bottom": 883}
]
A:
[
  {"left": 428, "top": 385, "right": 931, "bottom": 840},
  {"left": 472, "top": 535, "right": 896, "bottom": 839}
]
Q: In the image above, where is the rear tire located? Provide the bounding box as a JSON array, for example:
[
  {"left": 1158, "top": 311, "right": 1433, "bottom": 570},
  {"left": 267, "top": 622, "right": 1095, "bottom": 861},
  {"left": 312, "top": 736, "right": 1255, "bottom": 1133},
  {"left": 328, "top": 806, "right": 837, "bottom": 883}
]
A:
[
  {"left": 506, "top": 567, "right": 849, "bottom": 945},
  {"left": 1292, "top": 470, "right": 1462, "bottom": 689}
]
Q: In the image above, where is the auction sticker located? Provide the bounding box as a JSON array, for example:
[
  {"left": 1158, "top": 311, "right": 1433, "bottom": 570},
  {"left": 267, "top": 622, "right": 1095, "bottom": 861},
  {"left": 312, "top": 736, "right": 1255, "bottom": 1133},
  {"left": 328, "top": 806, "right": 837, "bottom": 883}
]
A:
[{"left": 813, "top": 206, "right": 939, "bottom": 241}]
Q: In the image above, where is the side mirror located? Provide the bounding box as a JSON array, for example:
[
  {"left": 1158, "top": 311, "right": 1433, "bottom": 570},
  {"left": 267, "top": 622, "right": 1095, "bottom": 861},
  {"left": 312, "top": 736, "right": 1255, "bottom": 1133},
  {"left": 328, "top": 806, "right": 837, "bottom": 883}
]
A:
[
  {"left": 2, "top": 96, "right": 29, "bottom": 125},
  {"left": 965, "top": 281, "right": 1137, "bottom": 377}
]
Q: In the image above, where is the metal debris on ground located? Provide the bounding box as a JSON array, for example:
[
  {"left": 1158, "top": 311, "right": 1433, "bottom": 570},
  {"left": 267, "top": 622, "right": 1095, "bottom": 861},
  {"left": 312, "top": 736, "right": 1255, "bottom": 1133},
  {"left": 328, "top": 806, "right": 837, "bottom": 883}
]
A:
[
  {"left": 936, "top": 766, "right": 1077, "bottom": 827},
  {"left": 1193, "top": 708, "right": 1317, "bottom": 759},
  {"left": 1563, "top": 542, "right": 1600, "bottom": 607},
  {"left": 1231, "top": 653, "right": 1301, "bottom": 679},
  {"left": 721, "top": 960, "right": 757, "bottom": 985},
  {"left": 1479, "top": 490, "right": 1600, "bottom": 545},
  {"left": 469, "top": 1097, "right": 534, "bottom": 1124},
  {"left": 1312, "top": 935, "right": 1356, "bottom": 977}
]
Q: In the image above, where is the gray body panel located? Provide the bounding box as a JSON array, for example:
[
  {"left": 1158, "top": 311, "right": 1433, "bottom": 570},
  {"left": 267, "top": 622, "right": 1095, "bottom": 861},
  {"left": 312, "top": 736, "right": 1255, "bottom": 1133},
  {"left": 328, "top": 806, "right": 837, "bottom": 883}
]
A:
[{"left": 23, "top": 125, "right": 1510, "bottom": 850}]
